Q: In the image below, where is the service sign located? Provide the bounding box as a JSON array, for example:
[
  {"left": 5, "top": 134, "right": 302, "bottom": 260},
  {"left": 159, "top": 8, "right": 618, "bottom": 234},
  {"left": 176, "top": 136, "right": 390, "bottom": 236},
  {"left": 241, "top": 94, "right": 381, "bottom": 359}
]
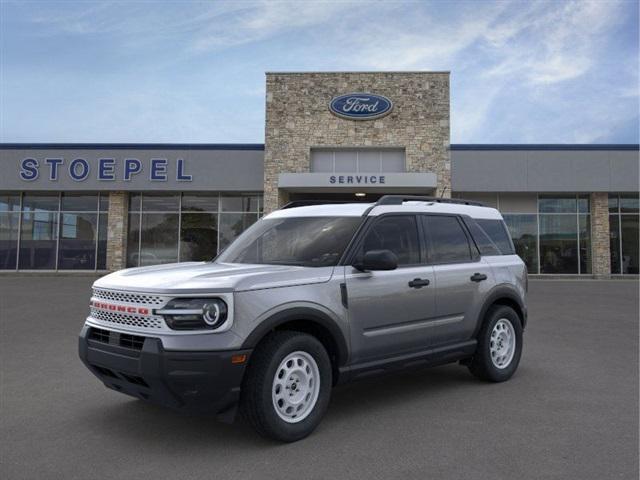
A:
[{"left": 329, "top": 93, "right": 393, "bottom": 120}]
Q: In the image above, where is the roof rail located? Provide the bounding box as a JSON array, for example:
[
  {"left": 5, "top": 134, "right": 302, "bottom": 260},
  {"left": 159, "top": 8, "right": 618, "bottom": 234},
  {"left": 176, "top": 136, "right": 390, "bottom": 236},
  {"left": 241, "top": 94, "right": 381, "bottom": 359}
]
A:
[
  {"left": 374, "top": 195, "right": 485, "bottom": 207},
  {"left": 281, "top": 200, "right": 361, "bottom": 209}
]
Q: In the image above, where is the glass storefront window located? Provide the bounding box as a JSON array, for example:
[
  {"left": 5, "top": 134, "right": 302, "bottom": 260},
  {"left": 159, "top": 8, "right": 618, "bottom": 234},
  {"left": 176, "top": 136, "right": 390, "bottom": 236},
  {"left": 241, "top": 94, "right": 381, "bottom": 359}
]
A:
[
  {"left": 182, "top": 193, "right": 219, "bottom": 212},
  {"left": 220, "top": 194, "right": 260, "bottom": 213},
  {"left": 57, "top": 212, "right": 98, "bottom": 269},
  {"left": 19, "top": 211, "right": 58, "bottom": 269},
  {"left": 126, "top": 213, "right": 141, "bottom": 267},
  {"left": 503, "top": 214, "right": 538, "bottom": 273},
  {"left": 538, "top": 196, "right": 577, "bottom": 213},
  {"left": 220, "top": 213, "right": 258, "bottom": 251},
  {"left": 609, "top": 194, "right": 640, "bottom": 275},
  {"left": 0, "top": 192, "right": 20, "bottom": 212},
  {"left": 142, "top": 193, "right": 180, "bottom": 212},
  {"left": 579, "top": 215, "right": 591, "bottom": 274},
  {"left": 139, "top": 213, "right": 179, "bottom": 266},
  {"left": 180, "top": 213, "right": 218, "bottom": 261},
  {"left": 22, "top": 193, "right": 59, "bottom": 212},
  {"left": 539, "top": 214, "right": 578, "bottom": 274},
  {"left": 0, "top": 212, "right": 19, "bottom": 269},
  {"left": 61, "top": 193, "right": 99, "bottom": 211}
]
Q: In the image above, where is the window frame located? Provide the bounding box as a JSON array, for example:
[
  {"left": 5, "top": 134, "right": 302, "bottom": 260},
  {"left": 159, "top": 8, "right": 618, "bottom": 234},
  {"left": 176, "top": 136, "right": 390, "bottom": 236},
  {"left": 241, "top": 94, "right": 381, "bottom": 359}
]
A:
[{"left": 344, "top": 213, "right": 424, "bottom": 268}]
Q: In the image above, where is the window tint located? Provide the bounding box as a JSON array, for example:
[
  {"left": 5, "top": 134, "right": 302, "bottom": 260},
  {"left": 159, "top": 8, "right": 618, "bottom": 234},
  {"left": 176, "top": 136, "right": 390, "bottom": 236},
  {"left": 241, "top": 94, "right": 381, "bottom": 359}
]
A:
[
  {"left": 464, "top": 219, "right": 500, "bottom": 256},
  {"left": 424, "top": 216, "right": 472, "bottom": 263},
  {"left": 476, "top": 219, "right": 515, "bottom": 255},
  {"left": 360, "top": 215, "right": 420, "bottom": 265}
]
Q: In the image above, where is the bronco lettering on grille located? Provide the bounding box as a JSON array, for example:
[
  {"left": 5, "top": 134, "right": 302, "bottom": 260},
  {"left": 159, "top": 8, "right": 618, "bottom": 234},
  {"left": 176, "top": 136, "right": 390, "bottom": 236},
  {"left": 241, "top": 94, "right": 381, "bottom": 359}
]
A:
[{"left": 90, "top": 300, "right": 150, "bottom": 315}]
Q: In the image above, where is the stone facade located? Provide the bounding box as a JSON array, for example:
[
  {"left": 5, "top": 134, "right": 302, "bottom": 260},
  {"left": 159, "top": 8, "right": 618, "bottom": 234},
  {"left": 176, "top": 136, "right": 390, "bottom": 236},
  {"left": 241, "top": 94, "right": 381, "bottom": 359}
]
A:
[
  {"left": 263, "top": 72, "right": 450, "bottom": 213},
  {"left": 106, "top": 191, "right": 129, "bottom": 271},
  {"left": 590, "top": 192, "right": 611, "bottom": 277}
]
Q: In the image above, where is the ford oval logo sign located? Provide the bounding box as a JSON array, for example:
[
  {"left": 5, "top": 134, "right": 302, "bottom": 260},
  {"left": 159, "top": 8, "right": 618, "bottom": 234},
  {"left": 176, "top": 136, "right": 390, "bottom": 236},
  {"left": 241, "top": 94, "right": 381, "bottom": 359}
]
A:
[{"left": 329, "top": 93, "right": 393, "bottom": 120}]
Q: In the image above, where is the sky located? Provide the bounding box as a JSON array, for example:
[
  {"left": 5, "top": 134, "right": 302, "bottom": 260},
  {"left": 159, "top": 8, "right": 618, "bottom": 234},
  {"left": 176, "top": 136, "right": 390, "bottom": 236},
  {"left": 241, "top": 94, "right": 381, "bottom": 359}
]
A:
[{"left": 0, "top": 0, "right": 638, "bottom": 144}]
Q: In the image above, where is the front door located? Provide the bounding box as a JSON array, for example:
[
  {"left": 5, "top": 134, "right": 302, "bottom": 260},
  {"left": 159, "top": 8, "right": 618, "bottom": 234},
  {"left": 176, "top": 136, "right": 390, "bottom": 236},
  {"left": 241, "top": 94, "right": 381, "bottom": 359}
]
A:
[{"left": 344, "top": 214, "right": 436, "bottom": 363}]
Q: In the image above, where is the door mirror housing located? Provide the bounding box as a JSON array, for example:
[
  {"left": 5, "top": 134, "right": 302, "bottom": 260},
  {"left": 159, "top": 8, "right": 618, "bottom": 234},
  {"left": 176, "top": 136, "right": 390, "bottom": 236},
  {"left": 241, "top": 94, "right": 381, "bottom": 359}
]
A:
[{"left": 353, "top": 249, "right": 398, "bottom": 271}]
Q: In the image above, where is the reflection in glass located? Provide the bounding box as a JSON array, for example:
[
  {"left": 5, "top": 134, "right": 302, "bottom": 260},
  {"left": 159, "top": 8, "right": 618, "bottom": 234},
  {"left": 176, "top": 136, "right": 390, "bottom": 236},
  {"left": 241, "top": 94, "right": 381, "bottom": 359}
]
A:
[
  {"left": 126, "top": 213, "right": 141, "bottom": 267},
  {"left": 180, "top": 213, "right": 218, "bottom": 261},
  {"left": 0, "top": 212, "right": 19, "bottom": 269},
  {"left": 139, "top": 213, "right": 179, "bottom": 266},
  {"left": 97, "top": 213, "right": 108, "bottom": 269},
  {"left": 539, "top": 215, "right": 578, "bottom": 274},
  {"left": 181, "top": 193, "right": 219, "bottom": 212},
  {"left": 609, "top": 215, "right": 621, "bottom": 274},
  {"left": 19, "top": 211, "right": 58, "bottom": 269},
  {"left": 220, "top": 195, "right": 260, "bottom": 213},
  {"left": 577, "top": 195, "right": 590, "bottom": 214},
  {"left": 22, "top": 193, "right": 59, "bottom": 212},
  {"left": 538, "top": 196, "right": 577, "bottom": 213},
  {"left": 142, "top": 194, "right": 179, "bottom": 212},
  {"left": 608, "top": 194, "right": 619, "bottom": 213},
  {"left": 0, "top": 193, "right": 21, "bottom": 212},
  {"left": 57, "top": 213, "right": 97, "bottom": 269},
  {"left": 219, "top": 213, "right": 258, "bottom": 251},
  {"left": 620, "top": 216, "right": 639, "bottom": 274},
  {"left": 620, "top": 194, "right": 639, "bottom": 214},
  {"left": 61, "top": 193, "right": 98, "bottom": 211},
  {"left": 579, "top": 215, "right": 591, "bottom": 274},
  {"left": 503, "top": 214, "right": 538, "bottom": 273}
]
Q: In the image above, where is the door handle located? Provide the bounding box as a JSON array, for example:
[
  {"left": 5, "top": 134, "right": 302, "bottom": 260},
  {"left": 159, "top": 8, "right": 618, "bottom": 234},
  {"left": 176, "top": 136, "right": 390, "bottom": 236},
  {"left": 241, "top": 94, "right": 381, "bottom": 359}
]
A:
[
  {"left": 470, "top": 273, "right": 487, "bottom": 282},
  {"left": 408, "top": 278, "right": 430, "bottom": 288}
]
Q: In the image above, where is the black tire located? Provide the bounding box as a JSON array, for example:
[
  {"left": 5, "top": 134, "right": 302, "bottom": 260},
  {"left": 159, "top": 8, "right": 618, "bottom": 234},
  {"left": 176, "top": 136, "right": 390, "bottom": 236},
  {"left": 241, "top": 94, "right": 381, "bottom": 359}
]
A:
[
  {"left": 240, "top": 331, "right": 332, "bottom": 442},
  {"left": 468, "top": 305, "right": 523, "bottom": 382}
]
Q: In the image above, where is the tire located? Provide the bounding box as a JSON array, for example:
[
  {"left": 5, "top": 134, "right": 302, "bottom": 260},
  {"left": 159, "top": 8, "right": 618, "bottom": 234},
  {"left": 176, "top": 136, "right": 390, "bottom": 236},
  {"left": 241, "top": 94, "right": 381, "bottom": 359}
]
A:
[
  {"left": 241, "top": 331, "right": 332, "bottom": 442},
  {"left": 468, "top": 305, "right": 523, "bottom": 382}
]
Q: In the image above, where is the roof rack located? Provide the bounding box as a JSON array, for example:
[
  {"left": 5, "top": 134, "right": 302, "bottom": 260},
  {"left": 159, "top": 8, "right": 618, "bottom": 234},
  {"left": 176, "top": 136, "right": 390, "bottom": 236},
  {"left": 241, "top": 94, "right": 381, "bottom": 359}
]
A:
[
  {"left": 281, "top": 200, "right": 361, "bottom": 209},
  {"left": 374, "top": 195, "right": 485, "bottom": 207}
]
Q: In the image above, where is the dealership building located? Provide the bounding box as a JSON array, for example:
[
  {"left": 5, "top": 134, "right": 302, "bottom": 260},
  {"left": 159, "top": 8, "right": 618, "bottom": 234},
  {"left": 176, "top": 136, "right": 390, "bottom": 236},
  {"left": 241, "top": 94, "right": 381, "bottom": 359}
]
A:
[{"left": 0, "top": 72, "right": 638, "bottom": 276}]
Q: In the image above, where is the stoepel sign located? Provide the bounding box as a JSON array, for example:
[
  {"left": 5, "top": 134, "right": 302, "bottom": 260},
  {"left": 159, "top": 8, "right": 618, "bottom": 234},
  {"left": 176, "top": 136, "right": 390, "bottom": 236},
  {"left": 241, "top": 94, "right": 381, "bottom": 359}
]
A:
[{"left": 329, "top": 93, "right": 393, "bottom": 120}]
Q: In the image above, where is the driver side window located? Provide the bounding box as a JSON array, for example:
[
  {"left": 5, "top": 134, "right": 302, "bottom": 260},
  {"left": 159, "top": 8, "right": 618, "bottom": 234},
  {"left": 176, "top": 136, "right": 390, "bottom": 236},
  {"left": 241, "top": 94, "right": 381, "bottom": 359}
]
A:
[{"left": 359, "top": 215, "right": 420, "bottom": 266}]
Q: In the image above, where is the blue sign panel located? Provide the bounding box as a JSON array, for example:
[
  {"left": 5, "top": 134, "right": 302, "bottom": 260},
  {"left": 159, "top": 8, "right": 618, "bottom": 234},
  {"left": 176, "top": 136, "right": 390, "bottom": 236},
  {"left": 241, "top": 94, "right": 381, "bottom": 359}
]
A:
[{"left": 329, "top": 93, "right": 393, "bottom": 120}]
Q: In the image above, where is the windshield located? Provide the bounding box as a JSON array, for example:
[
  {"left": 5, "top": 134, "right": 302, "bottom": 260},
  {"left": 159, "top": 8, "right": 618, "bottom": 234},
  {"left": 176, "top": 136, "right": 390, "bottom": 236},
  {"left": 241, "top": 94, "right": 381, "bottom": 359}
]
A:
[{"left": 216, "top": 216, "right": 362, "bottom": 267}]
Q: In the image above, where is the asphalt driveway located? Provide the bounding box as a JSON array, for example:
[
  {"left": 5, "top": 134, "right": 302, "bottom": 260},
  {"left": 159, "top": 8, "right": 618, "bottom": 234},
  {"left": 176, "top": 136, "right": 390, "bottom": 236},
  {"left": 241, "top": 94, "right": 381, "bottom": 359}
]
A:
[{"left": 1, "top": 277, "right": 638, "bottom": 480}]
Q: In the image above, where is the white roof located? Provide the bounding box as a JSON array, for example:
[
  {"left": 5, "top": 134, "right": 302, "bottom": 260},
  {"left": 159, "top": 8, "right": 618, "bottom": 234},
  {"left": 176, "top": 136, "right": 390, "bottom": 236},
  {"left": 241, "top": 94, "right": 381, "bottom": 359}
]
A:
[{"left": 265, "top": 200, "right": 503, "bottom": 220}]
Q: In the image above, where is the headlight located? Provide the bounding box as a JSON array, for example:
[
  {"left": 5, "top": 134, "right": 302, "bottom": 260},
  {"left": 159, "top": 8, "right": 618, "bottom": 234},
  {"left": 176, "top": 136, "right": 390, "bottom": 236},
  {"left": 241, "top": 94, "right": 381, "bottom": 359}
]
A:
[{"left": 157, "top": 298, "right": 228, "bottom": 331}]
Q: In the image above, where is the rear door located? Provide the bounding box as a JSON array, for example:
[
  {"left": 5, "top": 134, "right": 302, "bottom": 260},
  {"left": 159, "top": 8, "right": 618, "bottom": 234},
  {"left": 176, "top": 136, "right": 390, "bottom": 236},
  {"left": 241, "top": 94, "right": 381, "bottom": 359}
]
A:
[
  {"left": 344, "top": 214, "right": 436, "bottom": 363},
  {"left": 421, "top": 215, "right": 494, "bottom": 345}
]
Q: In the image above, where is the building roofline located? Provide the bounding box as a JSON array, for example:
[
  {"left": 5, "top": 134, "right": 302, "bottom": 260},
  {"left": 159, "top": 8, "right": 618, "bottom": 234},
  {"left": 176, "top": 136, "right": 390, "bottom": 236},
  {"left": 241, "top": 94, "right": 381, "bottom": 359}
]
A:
[
  {"left": 0, "top": 143, "right": 637, "bottom": 151},
  {"left": 265, "top": 71, "right": 451, "bottom": 74},
  {"left": 450, "top": 144, "right": 640, "bottom": 151},
  {"left": 0, "top": 143, "right": 266, "bottom": 151}
]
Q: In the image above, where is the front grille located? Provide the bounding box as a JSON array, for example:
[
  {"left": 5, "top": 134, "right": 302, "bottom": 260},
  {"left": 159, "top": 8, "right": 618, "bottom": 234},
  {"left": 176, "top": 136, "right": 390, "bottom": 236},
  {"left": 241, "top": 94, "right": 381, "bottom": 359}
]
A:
[
  {"left": 90, "top": 308, "right": 164, "bottom": 330},
  {"left": 92, "top": 288, "right": 166, "bottom": 307},
  {"left": 89, "top": 327, "right": 110, "bottom": 343},
  {"left": 120, "top": 333, "right": 145, "bottom": 350}
]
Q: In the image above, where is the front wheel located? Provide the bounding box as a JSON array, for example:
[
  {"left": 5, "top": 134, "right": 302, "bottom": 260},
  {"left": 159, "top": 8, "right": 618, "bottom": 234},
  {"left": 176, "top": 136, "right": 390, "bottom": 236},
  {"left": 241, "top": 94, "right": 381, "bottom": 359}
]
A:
[
  {"left": 468, "top": 305, "right": 523, "bottom": 382},
  {"left": 241, "top": 331, "right": 332, "bottom": 442}
]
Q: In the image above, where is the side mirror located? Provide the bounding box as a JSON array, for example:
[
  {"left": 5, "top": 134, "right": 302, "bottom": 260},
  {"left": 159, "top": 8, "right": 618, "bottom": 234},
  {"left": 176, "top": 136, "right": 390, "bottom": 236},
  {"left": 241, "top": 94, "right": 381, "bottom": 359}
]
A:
[{"left": 353, "top": 249, "right": 398, "bottom": 271}]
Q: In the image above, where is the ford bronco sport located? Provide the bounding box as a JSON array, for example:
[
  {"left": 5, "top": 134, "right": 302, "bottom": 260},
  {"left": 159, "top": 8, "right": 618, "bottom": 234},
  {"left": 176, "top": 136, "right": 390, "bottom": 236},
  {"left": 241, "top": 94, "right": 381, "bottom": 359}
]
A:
[{"left": 79, "top": 195, "right": 527, "bottom": 442}]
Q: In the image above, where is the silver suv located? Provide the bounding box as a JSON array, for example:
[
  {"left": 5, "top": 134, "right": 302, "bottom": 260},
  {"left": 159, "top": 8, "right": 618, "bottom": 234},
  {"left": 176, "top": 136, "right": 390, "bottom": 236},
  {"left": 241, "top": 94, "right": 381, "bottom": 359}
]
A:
[{"left": 79, "top": 195, "right": 527, "bottom": 442}]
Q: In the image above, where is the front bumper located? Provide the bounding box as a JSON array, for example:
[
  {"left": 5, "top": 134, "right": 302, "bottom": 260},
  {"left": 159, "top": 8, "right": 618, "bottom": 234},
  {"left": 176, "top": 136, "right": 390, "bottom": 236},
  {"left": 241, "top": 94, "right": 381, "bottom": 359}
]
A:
[{"left": 78, "top": 325, "right": 251, "bottom": 420}]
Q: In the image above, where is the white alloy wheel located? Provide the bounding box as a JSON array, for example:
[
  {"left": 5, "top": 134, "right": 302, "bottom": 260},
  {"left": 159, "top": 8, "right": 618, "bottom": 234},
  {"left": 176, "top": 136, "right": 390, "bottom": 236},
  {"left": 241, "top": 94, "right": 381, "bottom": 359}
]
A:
[
  {"left": 489, "top": 319, "right": 516, "bottom": 369},
  {"left": 271, "top": 351, "right": 320, "bottom": 423}
]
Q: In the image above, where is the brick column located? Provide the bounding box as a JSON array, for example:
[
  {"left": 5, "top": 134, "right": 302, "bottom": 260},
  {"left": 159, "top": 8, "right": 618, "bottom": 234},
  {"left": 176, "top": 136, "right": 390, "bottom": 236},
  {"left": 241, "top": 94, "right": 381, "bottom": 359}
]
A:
[
  {"left": 591, "top": 192, "right": 611, "bottom": 277},
  {"left": 106, "top": 191, "right": 129, "bottom": 271}
]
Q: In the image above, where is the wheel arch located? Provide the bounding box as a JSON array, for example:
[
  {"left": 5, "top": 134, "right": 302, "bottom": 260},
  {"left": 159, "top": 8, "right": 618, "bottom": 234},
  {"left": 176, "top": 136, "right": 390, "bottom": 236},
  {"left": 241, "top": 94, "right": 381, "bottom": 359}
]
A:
[
  {"left": 241, "top": 307, "right": 349, "bottom": 383},
  {"left": 474, "top": 285, "right": 527, "bottom": 337}
]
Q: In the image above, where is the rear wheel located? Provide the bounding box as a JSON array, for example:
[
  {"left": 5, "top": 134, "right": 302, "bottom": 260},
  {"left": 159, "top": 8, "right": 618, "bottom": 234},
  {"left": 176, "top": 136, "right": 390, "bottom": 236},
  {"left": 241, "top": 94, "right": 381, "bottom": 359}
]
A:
[
  {"left": 468, "top": 305, "right": 523, "bottom": 382},
  {"left": 241, "top": 331, "right": 332, "bottom": 442}
]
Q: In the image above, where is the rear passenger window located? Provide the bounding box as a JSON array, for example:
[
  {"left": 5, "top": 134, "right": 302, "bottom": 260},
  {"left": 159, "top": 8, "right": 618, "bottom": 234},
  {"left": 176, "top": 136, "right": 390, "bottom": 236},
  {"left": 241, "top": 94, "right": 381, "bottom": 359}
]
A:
[
  {"left": 464, "top": 220, "right": 502, "bottom": 256},
  {"left": 423, "top": 216, "right": 472, "bottom": 263},
  {"left": 476, "top": 219, "right": 515, "bottom": 255},
  {"left": 360, "top": 215, "right": 420, "bottom": 265}
]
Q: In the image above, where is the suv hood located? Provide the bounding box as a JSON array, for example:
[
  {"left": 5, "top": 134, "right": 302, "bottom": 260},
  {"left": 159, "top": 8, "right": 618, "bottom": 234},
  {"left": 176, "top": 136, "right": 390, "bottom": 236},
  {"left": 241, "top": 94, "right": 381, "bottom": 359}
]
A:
[{"left": 94, "top": 262, "right": 336, "bottom": 294}]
